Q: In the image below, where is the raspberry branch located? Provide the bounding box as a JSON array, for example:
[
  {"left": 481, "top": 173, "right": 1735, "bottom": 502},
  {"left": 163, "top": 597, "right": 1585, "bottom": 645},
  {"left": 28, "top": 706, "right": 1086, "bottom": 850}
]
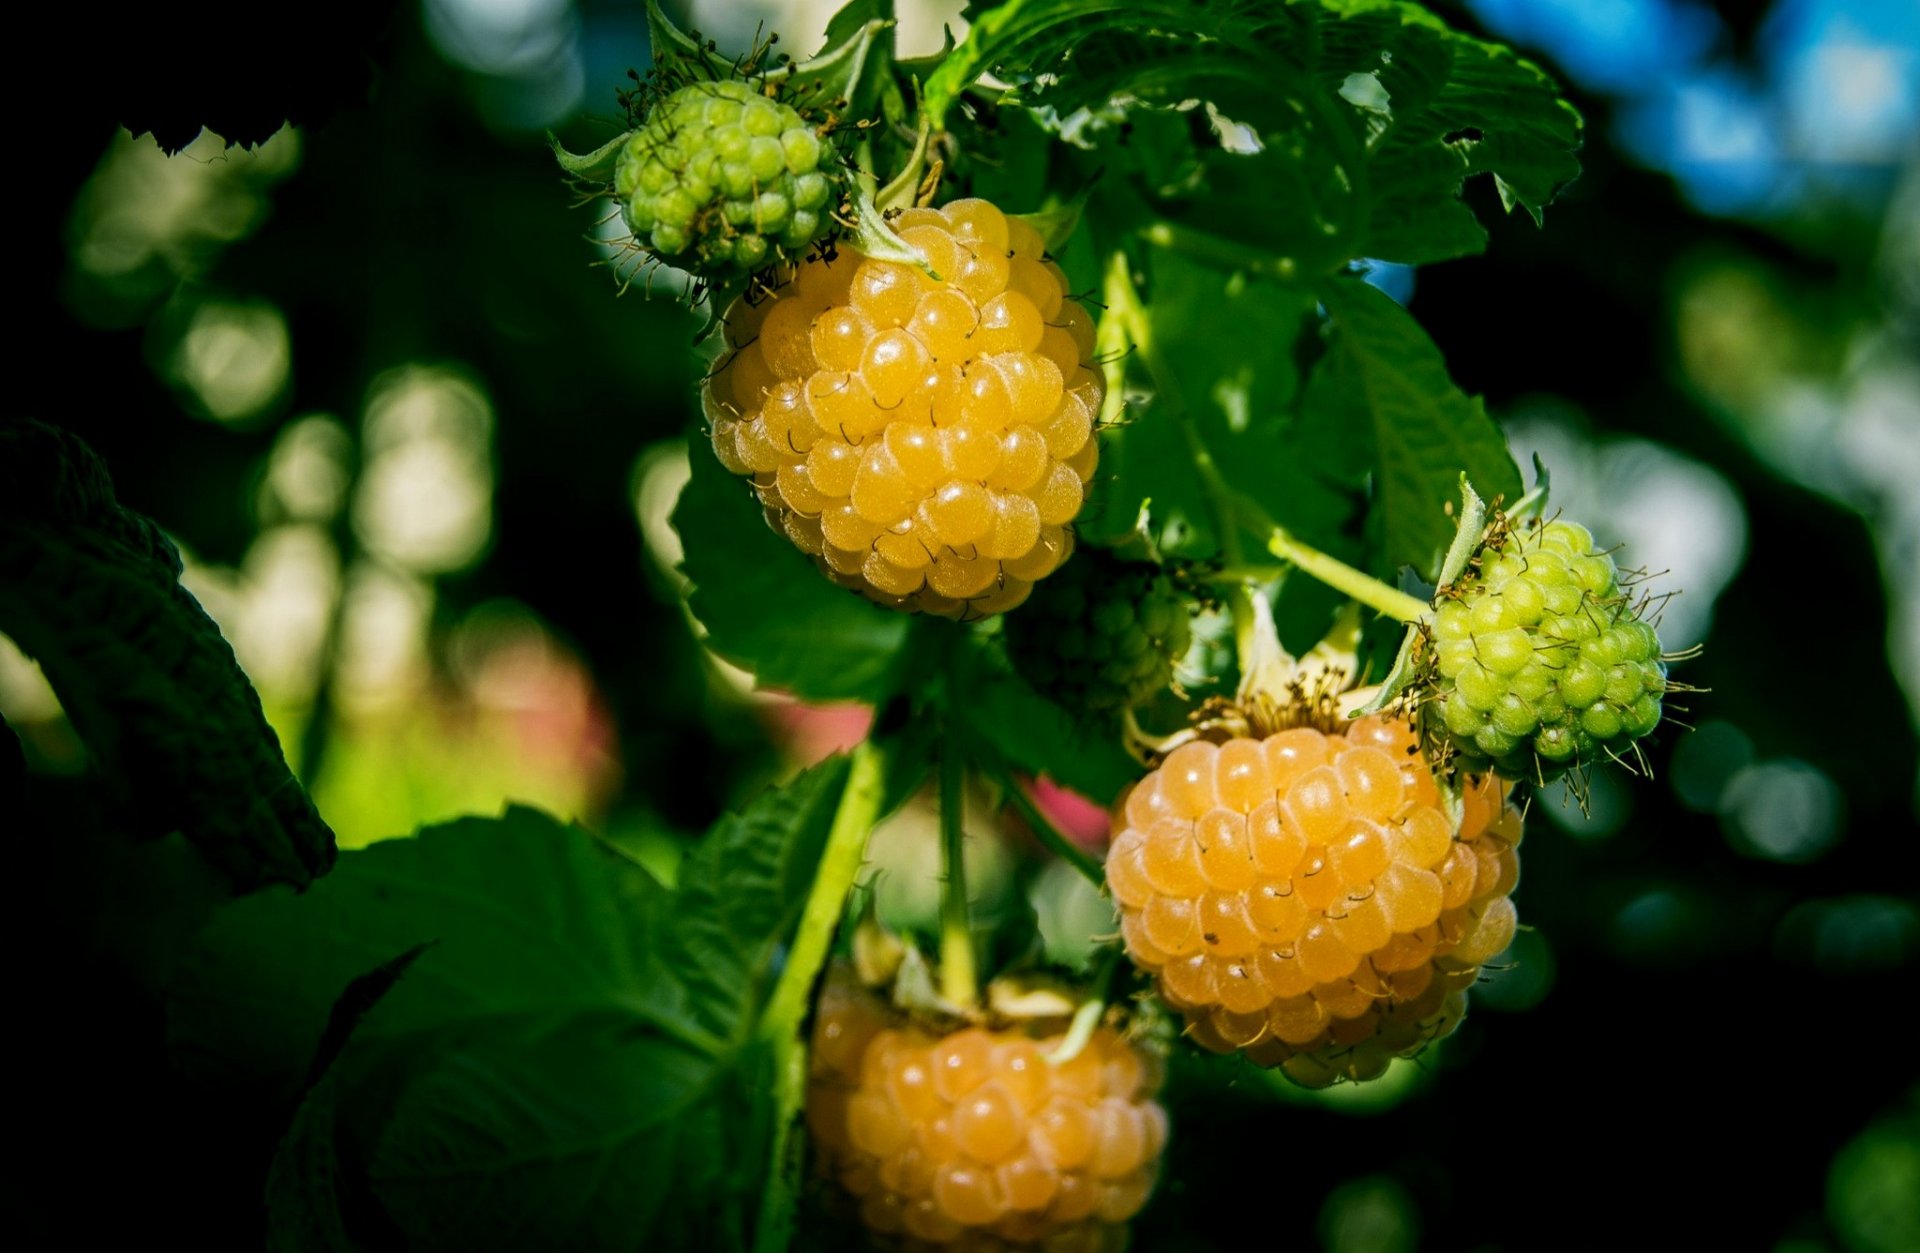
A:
[
  {"left": 979, "top": 751, "right": 1105, "bottom": 887},
  {"left": 753, "top": 741, "right": 888, "bottom": 1253},
  {"left": 1246, "top": 496, "right": 1431, "bottom": 626},
  {"left": 938, "top": 721, "right": 979, "bottom": 1010}
]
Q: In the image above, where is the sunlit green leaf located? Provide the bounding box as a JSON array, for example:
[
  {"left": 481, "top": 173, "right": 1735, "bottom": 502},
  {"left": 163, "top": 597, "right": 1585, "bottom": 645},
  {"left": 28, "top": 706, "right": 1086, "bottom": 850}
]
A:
[
  {"left": 0, "top": 418, "right": 333, "bottom": 892},
  {"left": 1087, "top": 249, "right": 1354, "bottom": 563},
  {"left": 923, "top": 0, "right": 1194, "bottom": 127},
  {"left": 940, "top": 0, "right": 1579, "bottom": 271},
  {"left": 1337, "top": 9, "right": 1584, "bottom": 263}
]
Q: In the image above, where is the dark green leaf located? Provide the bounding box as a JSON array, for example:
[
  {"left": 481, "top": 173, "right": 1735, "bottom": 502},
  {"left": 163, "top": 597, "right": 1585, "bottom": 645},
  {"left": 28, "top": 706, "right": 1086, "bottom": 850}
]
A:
[
  {"left": 1273, "top": 566, "right": 1353, "bottom": 657},
  {"left": 266, "top": 1075, "right": 363, "bottom": 1253},
  {"left": 1081, "top": 376, "right": 1218, "bottom": 559},
  {"left": 167, "top": 806, "right": 696, "bottom": 1098},
  {"left": 300, "top": 943, "right": 436, "bottom": 1092},
  {"left": 1303, "top": 277, "right": 1521, "bottom": 579},
  {"left": 0, "top": 418, "right": 333, "bottom": 891},
  {"left": 672, "top": 434, "right": 915, "bottom": 702},
  {"left": 182, "top": 772, "right": 857, "bottom": 1249},
  {"left": 367, "top": 1012, "right": 740, "bottom": 1253},
  {"left": 0, "top": 710, "right": 22, "bottom": 802},
  {"left": 877, "top": 705, "right": 938, "bottom": 815}
]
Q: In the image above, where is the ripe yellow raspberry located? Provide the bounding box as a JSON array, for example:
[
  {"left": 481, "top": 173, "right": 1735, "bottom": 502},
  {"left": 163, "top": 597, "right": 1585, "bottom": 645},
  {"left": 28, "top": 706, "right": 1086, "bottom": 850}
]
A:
[
  {"left": 704, "top": 199, "right": 1103, "bottom": 619},
  {"left": 1106, "top": 718, "right": 1522, "bottom": 1087},
  {"left": 807, "top": 969, "right": 1165, "bottom": 1249}
]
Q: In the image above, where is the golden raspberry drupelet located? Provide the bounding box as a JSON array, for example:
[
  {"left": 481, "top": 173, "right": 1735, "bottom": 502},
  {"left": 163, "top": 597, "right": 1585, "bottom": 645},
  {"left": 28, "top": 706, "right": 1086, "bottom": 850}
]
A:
[
  {"left": 704, "top": 198, "right": 1103, "bottom": 619},
  {"left": 808, "top": 970, "right": 1166, "bottom": 1250},
  {"left": 1106, "top": 718, "right": 1522, "bottom": 1088}
]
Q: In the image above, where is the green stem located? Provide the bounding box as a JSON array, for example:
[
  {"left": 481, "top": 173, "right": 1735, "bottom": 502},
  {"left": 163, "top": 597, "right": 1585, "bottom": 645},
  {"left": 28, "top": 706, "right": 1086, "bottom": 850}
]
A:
[
  {"left": 1046, "top": 945, "right": 1126, "bottom": 1065},
  {"left": 981, "top": 754, "right": 1104, "bottom": 888},
  {"left": 1106, "top": 250, "right": 1425, "bottom": 629},
  {"left": 938, "top": 726, "right": 978, "bottom": 1009},
  {"left": 1255, "top": 506, "right": 1429, "bottom": 624},
  {"left": 752, "top": 742, "right": 888, "bottom": 1253}
]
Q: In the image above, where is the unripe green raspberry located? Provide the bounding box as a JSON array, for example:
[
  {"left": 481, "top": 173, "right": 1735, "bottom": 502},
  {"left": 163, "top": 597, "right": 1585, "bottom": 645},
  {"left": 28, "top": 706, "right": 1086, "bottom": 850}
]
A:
[
  {"left": 1426, "top": 518, "right": 1668, "bottom": 781},
  {"left": 615, "top": 80, "right": 838, "bottom": 274},
  {"left": 1005, "top": 549, "right": 1192, "bottom": 715}
]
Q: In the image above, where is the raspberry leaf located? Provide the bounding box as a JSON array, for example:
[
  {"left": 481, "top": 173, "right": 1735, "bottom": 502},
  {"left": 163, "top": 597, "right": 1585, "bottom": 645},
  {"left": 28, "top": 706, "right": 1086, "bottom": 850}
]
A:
[
  {"left": 1303, "top": 277, "right": 1522, "bottom": 580},
  {"left": 1351, "top": 15, "right": 1584, "bottom": 263},
  {"left": 932, "top": 0, "right": 1580, "bottom": 272},
  {"left": 664, "top": 756, "right": 851, "bottom": 1041},
  {"left": 168, "top": 808, "right": 699, "bottom": 1096},
  {"left": 672, "top": 432, "right": 915, "bottom": 702},
  {"left": 177, "top": 763, "right": 857, "bottom": 1250},
  {"left": 1085, "top": 249, "right": 1351, "bottom": 563},
  {"left": 0, "top": 419, "right": 334, "bottom": 892},
  {"left": 365, "top": 1012, "right": 741, "bottom": 1253}
]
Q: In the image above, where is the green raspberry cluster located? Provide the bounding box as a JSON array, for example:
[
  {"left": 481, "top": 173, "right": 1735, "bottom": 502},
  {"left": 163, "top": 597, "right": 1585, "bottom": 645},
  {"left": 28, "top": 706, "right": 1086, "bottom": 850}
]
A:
[
  {"left": 1006, "top": 549, "right": 1192, "bottom": 715},
  {"left": 614, "top": 80, "right": 837, "bottom": 273},
  {"left": 1427, "top": 518, "right": 1666, "bottom": 780}
]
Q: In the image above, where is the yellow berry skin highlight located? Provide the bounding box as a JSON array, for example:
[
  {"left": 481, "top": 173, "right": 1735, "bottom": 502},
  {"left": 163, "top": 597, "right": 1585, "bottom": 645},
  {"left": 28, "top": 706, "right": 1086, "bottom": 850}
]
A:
[
  {"left": 1108, "top": 718, "right": 1522, "bottom": 1087},
  {"left": 705, "top": 199, "right": 1103, "bottom": 619}
]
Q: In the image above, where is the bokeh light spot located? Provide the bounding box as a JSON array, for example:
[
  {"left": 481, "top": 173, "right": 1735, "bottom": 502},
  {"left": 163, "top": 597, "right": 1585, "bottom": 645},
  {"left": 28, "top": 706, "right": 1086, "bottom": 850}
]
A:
[
  {"left": 260, "top": 415, "right": 353, "bottom": 524},
  {"left": 66, "top": 126, "right": 300, "bottom": 323},
  {"left": 1541, "top": 765, "right": 1632, "bottom": 840},
  {"left": 1828, "top": 1095, "right": 1920, "bottom": 1253},
  {"left": 1318, "top": 1175, "right": 1419, "bottom": 1253},
  {"left": 1507, "top": 410, "right": 1748, "bottom": 649},
  {"left": 1475, "top": 927, "right": 1557, "bottom": 1013},
  {"left": 170, "top": 299, "right": 290, "bottom": 424},
  {"left": 1720, "top": 757, "right": 1842, "bottom": 863},
  {"left": 1670, "top": 719, "right": 1756, "bottom": 812},
  {"left": 354, "top": 366, "right": 496, "bottom": 574},
  {"left": 1776, "top": 895, "right": 1920, "bottom": 976}
]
